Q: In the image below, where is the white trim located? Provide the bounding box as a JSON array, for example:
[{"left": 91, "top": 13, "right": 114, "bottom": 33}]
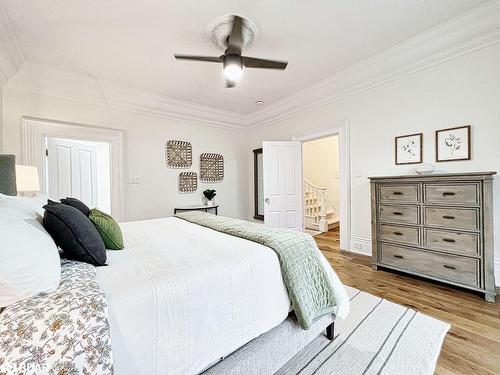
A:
[
  {"left": 246, "top": 1, "right": 500, "bottom": 129},
  {"left": 350, "top": 235, "right": 372, "bottom": 256},
  {"left": 7, "top": 64, "right": 247, "bottom": 131},
  {"left": 292, "top": 119, "right": 351, "bottom": 251},
  {"left": 495, "top": 261, "right": 500, "bottom": 287},
  {"left": 3, "top": 2, "right": 500, "bottom": 129},
  {"left": 21, "top": 117, "right": 125, "bottom": 222}
]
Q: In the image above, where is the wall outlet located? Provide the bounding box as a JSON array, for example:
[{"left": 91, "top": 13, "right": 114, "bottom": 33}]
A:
[{"left": 129, "top": 176, "right": 140, "bottom": 185}]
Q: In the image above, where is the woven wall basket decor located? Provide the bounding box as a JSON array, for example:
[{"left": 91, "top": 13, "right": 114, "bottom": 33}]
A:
[
  {"left": 178, "top": 172, "right": 198, "bottom": 193},
  {"left": 165, "top": 140, "right": 192, "bottom": 168},
  {"left": 200, "top": 153, "right": 224, "bottom": 182}
]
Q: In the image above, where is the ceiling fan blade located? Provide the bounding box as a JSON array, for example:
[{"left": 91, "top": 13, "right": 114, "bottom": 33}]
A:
[
  {"left": 226, "top": 15, "right": 244, "bottom": 54},
  {"left": 242, "top": 56, "right": 288, "bottom": 70},
  {"left": 174, "top": 54, "right": 222, "bottom": 63},
  {"left": 225, "top": 79, "right": 236, "bottom": 88}
]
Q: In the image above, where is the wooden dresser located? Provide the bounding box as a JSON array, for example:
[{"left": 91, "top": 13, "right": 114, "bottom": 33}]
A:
[{"left": 369, "top": 172, "right": 496, "bottom": 302}]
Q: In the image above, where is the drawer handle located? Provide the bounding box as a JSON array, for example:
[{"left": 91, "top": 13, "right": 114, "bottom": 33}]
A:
[
  {"left": 442, "top": 215, "right": 455, "bottom": 220},
  {"left": 442, "top": 192, "right": 456, "bottom": 196},
  {"left": 393, "top": 212, "right": 403, "bottom": 216},
  {"left": 393, "top": 254, "right": 404, "bottom": 259},
  {"left": 392, "top": 192, "right": 403, "bottom": 195},
  {"left": 442, "top": 238, "right": 456, "bottom": 243},
  {"left": 443, "top": 264, "right": 456, "bottom": 270},
  {"left": 393, "top": 231, "right": 403, "bottom": 236}
]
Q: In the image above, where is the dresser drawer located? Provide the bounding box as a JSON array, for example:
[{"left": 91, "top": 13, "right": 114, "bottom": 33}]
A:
[
  {"left": 424, "top": 229, "right": 480, "bottom": 257},
  {"left": 424, "top": 183, "right": 479, "bottom": 205},
  {"left": 379, "top": 184, "right": 419, "bottom": 203},
  {"left": 380, "top": 243, "right": 480, "bottom": 288},
  {"left": 380, "top": 224, "right": 420, "bottom": 246},
  {"left": 379, "top": 205, "right": 419, "bottom": 224},
  {"left": 424, "top": 207, "right": 479, "bottom": 231}
]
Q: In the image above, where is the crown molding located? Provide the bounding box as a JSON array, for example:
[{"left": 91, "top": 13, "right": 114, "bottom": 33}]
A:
[
  {"left": 6, "top": 63, "right": 248, "bottom": 131},
  {"left": 245, "top": 1, "right": 500, "bottom": 129},
  {"left": 0, "top": 1, "right": 24, "bottom": 85},
  {"left": 3, "top": 2, "right": 499, "bottom": 131}
]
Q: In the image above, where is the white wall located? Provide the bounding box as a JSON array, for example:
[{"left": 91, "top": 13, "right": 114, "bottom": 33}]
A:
[
  {"left": 303, "top": 135, "right": 339, "bottom": 207},
  {"left": 2, "top": 88, "right": 249, "bottom": 222},
  {"left": 248, "top": 44, "right": 500, "bottom": 282}
]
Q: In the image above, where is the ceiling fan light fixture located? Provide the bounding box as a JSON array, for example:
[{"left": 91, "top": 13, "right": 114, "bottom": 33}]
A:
[{"left": 223, "top": 54, "right": 243, "bottom": 81}]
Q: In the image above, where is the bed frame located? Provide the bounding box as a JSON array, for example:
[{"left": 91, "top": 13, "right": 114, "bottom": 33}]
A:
[
  {"left": 326, "top": 321, "right": 335, "bottom": 340},
  {"left": 202, "top": 313, "right": 335, "bottom": 374}
]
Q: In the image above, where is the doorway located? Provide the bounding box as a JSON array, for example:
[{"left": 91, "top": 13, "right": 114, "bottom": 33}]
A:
[
  {"left": 21, "top": 117, "right": 125, "bottom": 221},
  {"left": 292, "top": 120, "right": 351, "bottom": 251},
  {"left": 45, "top": 137, "right": 111, "bottom": 213},
  {"left": 302, "top": 135, "right": 340, "bottom": 237}
]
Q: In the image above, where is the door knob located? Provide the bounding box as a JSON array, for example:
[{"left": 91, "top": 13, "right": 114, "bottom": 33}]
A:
[{"left": 265, "top": 198, "right": 270, "bottom": 204}]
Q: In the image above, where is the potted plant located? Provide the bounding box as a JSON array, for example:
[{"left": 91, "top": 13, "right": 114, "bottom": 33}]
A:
[{"left": 203, "top": 189, "right": 216, "bottom": 206}]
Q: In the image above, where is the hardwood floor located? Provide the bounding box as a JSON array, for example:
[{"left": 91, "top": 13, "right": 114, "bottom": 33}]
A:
[{"left": 315, "top": 228, "right": 500, "bottom": 375}]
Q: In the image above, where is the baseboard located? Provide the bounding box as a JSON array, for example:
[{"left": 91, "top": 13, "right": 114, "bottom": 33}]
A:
[
  {"left": 495, "top": 261, "right": 500, "bottom": 287},
  {"left": 350, "top": 235, "right": 372, "bottom": 256}
]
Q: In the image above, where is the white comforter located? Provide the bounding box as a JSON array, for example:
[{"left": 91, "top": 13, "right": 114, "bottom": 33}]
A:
[{"left": 96, "top": 217, "right": 292, "bottom": 375}]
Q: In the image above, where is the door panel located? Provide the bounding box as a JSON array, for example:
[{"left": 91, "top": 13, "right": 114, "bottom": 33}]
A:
[
  {"left": 53, "top": 144, "right": 72, "bottom": 199},
  {"left": 77, "top": 149, "right": 94, "bottom": 205},
  {"left": 47, "top": 138, "right": 98, "bottom": 208},
  {"left": 263, "top": 141, "right": 303, "bottom": 231}
]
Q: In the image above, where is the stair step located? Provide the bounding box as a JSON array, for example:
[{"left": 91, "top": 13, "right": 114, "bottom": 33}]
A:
[{"left": 305, "top": 218, "right": 339, "bottom": 231}]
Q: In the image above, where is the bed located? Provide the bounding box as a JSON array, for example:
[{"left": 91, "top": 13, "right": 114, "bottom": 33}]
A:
[
  {"left": 97, "top": 216, "right": 348, "bottom": 374},
  {"left": 0, "top": 184, "right": 349, "bottom": 375}
]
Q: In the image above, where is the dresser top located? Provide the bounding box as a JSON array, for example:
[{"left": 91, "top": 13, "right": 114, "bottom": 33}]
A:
[{"left": 369, "top": 171, "right": 496, "bottom": 181}]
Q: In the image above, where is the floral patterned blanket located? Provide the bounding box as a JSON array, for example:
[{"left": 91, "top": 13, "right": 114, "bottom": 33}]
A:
[{"left": 0, "top": 260, "right": 113, "bottom": 375}]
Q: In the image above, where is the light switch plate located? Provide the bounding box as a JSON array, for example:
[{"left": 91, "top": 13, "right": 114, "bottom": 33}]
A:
[{"left": 129, "top": 176, "right": 140, "bottom": 185}]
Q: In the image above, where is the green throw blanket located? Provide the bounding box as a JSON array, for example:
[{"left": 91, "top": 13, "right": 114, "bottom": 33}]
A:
[{"left": 175, "top": 211, "right": 337, "bottom": 329}]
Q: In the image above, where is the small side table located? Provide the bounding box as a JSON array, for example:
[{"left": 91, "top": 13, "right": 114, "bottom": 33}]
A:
[{"left": 174, "top": 204, "right": 219, "bottom": 215}]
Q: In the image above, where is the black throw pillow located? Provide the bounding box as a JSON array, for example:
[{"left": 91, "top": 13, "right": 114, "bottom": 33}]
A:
[
  {"left": 43, "top": 203, "right": 107, "bottom": 266},
  {"left": 60, "top": 197, "right": 91, "bottom": 216}
]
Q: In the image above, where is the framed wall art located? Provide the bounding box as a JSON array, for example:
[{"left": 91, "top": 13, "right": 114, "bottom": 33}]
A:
[
  {"left": 200, "top": 153, "right": 224, "bottom": 182},
  {"left": 435, "top": 125, "right": 471, "bottom": 162},
  {"left": 395, "top": 133, "right": 422, "bottom": 165},
  {"left": 165, "top": 140, "right": 192, "bottom": 168},
  {"left": 178, "top": 172, "right": 197, "bottom": 193}
]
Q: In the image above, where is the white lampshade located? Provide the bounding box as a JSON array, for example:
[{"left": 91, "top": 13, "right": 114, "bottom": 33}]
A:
[{"left": 15, "top": 165, "right": 40, "bottom": 192}]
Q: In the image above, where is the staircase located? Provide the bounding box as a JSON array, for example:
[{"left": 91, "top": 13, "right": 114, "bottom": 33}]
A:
[{"left": 304, "top": 178, "right": 339, "bottom": 233}]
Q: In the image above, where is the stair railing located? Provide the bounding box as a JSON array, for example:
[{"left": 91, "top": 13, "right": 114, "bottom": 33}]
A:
[{"left": 304, "top": 178, "right": 339, "bottom": 232}]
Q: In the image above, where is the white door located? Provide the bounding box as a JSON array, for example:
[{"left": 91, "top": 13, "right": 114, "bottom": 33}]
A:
[
  {"left": 262, "top": 141, "right": 303, "bottom": 230},
  {"left": 47, "top": 138, "right": 98, "bottom": 207}
]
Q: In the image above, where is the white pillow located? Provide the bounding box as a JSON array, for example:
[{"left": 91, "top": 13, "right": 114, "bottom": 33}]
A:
[
  {"left": 0, "top": 202, "right": 61, "bottom": 308},
  {"left": 0, "top": 193, "right": 47, "bottom": 223}
]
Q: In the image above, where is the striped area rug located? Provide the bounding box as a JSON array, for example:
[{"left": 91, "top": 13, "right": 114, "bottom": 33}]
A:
[{"left": 276, "top": 286, "right": 450, "bottom": 375}]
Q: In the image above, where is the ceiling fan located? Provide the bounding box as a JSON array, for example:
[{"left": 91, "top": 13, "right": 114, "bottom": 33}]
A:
[{"left": 174, "top": 15, "right": 288, "bottom": 88}]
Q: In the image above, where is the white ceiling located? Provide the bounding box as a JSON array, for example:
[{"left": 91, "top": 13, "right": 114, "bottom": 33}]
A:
[{"left": 2, "top": 0, "right": 489, "bottom": 114}]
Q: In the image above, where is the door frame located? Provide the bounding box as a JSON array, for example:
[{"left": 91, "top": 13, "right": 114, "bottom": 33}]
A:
[
  {"left": 292, "top": 119, "right": 351, "bottom": 251},
  {"left": 21, "top": 117, "right": 125, "bottom": 222}
]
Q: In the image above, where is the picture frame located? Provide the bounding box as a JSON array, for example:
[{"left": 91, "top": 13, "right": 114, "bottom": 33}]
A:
[
  {"left": 435, "top": 125, "right": 471, "bottom": 162},
  {"left": 395, "top": 133, "right": 422, "bottom": 165}
]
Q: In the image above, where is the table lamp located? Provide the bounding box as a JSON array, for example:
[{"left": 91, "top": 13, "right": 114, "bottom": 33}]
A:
[{"left": 15, "top": 165, "right": 40, "bottom": 196}]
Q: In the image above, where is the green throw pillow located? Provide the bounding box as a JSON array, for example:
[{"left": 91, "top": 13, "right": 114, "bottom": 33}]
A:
[{"left": 89, "top": 208, "right": 124, "bottom": 250}]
